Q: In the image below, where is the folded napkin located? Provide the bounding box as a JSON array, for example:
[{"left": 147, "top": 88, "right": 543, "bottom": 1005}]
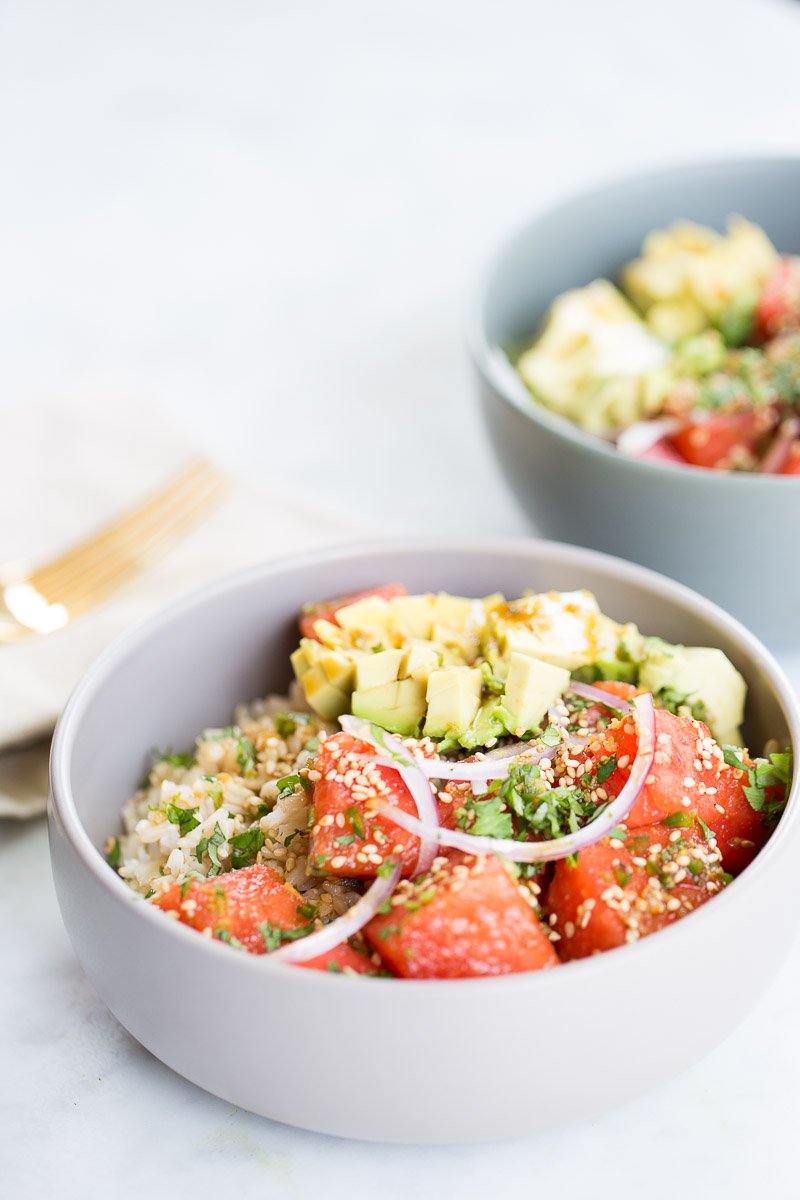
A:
[{"left": 0, "top": 396, "right": 368, "bottom": 817}]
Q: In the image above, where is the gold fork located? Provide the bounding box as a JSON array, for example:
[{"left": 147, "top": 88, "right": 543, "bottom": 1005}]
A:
[{"left": 0, "top": 460, "right": 226, "bottom": 643}]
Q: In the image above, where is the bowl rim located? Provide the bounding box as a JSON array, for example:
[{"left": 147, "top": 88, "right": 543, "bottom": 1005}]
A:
[
  {"left": 49, "top": 535, "right": 800, "bottom": 996},
  {"left": 466, "top": 152, "right": 800, "bottom": 488}
]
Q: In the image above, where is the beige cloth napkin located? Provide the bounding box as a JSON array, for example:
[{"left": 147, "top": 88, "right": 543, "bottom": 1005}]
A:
[{"left": 0, "top": 396, "right": 367, "bottom": 818}]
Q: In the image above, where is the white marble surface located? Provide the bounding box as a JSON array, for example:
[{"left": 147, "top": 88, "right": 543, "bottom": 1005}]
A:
[{"left": 3, "top": 0, "right": 800, "bottom": 1194}]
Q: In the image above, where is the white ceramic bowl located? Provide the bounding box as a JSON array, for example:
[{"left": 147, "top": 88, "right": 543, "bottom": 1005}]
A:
[{"left": 49, "top": 539, "right": 800, "bottom": 1143}]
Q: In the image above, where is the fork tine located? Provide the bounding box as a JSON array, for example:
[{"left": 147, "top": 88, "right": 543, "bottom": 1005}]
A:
[
  {"left": 31, "top": 461, "right": 225, "bottom": 608},
  {"left": 43, "top": 474, "right": 225, "bottom": 614}
]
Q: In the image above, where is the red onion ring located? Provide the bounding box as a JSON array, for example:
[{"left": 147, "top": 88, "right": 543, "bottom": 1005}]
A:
[
  {"left": 373, "top": 693, "right": 656, "bottom": 864},
  {"left": 568, "top": 680, "right": 631, "bottom": 713},
  {"left": 761, "top": 417, "right": 800, "bottom": 474},
  {"left": 617, "top": 417, "right": 681, "bottom": 459},
  {"left": 270, "top": 861, "right": 402, "bottom": 965},
  {"left": 338, "top": 716, "right": 439, "bottom": 874}
]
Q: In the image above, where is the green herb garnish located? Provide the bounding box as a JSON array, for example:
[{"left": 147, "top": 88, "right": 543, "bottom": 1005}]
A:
[
  {"left": 165, "top": 802, "right": 200, "bottom": 837},
  {"left": 258, "top": 922, "right": 314, "bottom": 952},
  {"left": 663, "top": 810, "right": 694, "bottom": 829},
  {"left": 228, "top": 827, "right": 265, "bottom": 869}
]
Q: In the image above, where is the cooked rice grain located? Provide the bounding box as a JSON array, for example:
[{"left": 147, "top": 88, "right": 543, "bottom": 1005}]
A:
[{"left": 116, "top": 686, "right": 359, "bottom": 920}]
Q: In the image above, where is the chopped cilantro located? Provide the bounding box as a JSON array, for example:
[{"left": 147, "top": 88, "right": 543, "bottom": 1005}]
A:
[
  {"left": 377, "top": 925, "right": 402, "bottom": 940},
  {"left": 334, "top": 834, "right": 355, "bottom": 846},
  {"left": 215, "top": 929, "right": 247, "bottom": 950},
  {"left": 663, "top": 810, "right": 694, "bottom": 829},
  {"left": 538, "top": 723, "right": 563, "bottom": 749},
  {"left": 376, "top": 860, "right": 398, "bottom": 879},
  {"left": 723, "top": 745, "right": 793, "bottom": 823},
  {"left": 155, "top": 748, "right": 195, "bottom": 770},
  {"left": 203, "top": 776, "right": 224, "bottom": 807},
  {"left": 196, "top": 823, "right": 226, "bottom": 875},
  {"left": 228, "top": 827, "right": 265, "bottom": 869},
  {"left": 345, "top": 805, "right": 366, "bottom": 839},
  {"left": 236, "top": 735, "right": 257, "bottom": 777},
  {"left": 467, "top": 794, "right": 513, "bottom": 839},
  {"left": 276, "top": 773, "right": 302, "bottom": 800},
  {"left": 258, "top": 922, "right": 313, "bottom": 953},
  {"left": 296, "top": 902, "right": 317, "bottom": 920},
  {"left": 654, "top": 687, "right": 708, "bottom": 724},
  {"left": 595, "top": 755, "right": 617, "bottom": 785},
  {"left": 697, "top": 816, "right": 713, "bottom": 842},
  {"left": 165, "top": 802, "right": 200, "bottom": 838},
  {"left": 106, "top": 837, "right": 121, "bottom": 869},
  {"left": 608, "top": 825, "right": 628, "bottom": 841},
  {"left": 275, "top": 712, "right": 311, "bottom": 738}
]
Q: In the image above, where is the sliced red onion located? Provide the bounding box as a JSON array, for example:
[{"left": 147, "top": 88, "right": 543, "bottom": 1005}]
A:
[
  {"left": 617, "top": 417, "right": 681, "bottom": 459},
  {"left": 761, "top": 417, "right": 800, "bottom": 474},
  {"left": 270, "top": 862, "right": 402, "bottom": 965},
  {"left": 568, "top": 680, "right": 631, "bottom": 712},
  {"left": 338, "top": 715, "right": 439, "bottom": 874},
  {"left": 374, "top": 693, "right": 656, "bottom": 864}
]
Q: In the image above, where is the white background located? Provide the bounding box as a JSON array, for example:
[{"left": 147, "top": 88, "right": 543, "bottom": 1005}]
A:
[{"left": 3, "top": 0, "right": 800, "bottom": 1195}]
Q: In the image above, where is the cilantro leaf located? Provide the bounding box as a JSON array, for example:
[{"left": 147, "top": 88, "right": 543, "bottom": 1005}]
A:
[
  {"left": 258, "top": 922, "right": 314, "bottom": 953},
  {"left": 275, "top": 712, "right": 310, "bottom": 739},
  {"left": 596, "top": 755, "right": 617, "bottom": 785},
  {"left": 165, "top": 802, "right": 200, "bottom": 838},
  {"left": 228, "top": 827, "right": 265, "bottom": 869},
  {"left": 197, "top": 823, "right": 226, "bottom": 875},
  {"left": 468, "top": 794, "right": 514, "bottom": 839}
]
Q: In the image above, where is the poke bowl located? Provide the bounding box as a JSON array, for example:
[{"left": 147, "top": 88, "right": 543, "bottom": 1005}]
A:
[
  {"left": 469, "top": 156, "right": 800, "bottom": 647},
  {"left": 48, "top": 538, "right": 800, "bottom": 1143}
]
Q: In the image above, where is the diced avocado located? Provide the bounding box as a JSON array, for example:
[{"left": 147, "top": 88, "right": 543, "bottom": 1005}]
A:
[
  {"left": 457, "top": 699, "right": 507, "bottom": 752},
  {"left": 355, "top": 648, "right": 405, "bottom": 692},
  {"left": 639, "top": 638, "right": 746, "bottom": 745},
  {"left": 292, "top": 639, "right": 357, "bottom": 719},
  {"left": 432, "top": 593, "right": 478, "bottom": 630},
  {"left": 390, "top": 594, "right": 435, "bottom": 640},
  {"left": 500, "top": 653, "right": 570, "bottom": 736},
  {"left": 311, "top": 618, "right": 348, "bottom": 648},
  {"left": 423, "top": 667, "right": 483, "bottom": 739},
  {"left": 300, "top": 666, "right": 351, "bottom": 721},
  {"left": 351, "top": 678, "right": 427, "bottom": 737},
  {"left": 622, "top": 217, "right": 777, "bottom": 346},
  {"left": 517, "top": 280, "right": 668, "bottom": 436},
  {"left": 290, "top": 645, "right": 311, "bottom": 678},
  {"left": 335, "top": 595, "right": 394, "bottom": 636},
  {"left": 402, "top": 640, "right": 441, "bottom": 685},
  {"left": 318, "top": 648, "right": 356, "bottom": 692}
]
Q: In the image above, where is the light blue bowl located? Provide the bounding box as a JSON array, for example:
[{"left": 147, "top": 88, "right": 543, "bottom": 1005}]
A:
[{"left": 469, "top": 157, "right": 800, "bottom": 648}]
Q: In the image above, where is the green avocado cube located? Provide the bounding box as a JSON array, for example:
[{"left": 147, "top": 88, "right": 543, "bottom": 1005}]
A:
[
  {"left": 390, "top": 594, "right": 435, "bottom": 640},
  {"left": 639, "top": 639, "right": 746, "bottom": 745},
  {"left": 423, "top": 667, "right": 483, "bottom": 740},
  {"left": 355, "top": 649, "right": 405, "bottom": 692},
  {"left": 351, "top": 678, "right": 427, "bottom": 737},
  {"left": 502, "top": 653, "right": 570, "bottom": 736}
]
